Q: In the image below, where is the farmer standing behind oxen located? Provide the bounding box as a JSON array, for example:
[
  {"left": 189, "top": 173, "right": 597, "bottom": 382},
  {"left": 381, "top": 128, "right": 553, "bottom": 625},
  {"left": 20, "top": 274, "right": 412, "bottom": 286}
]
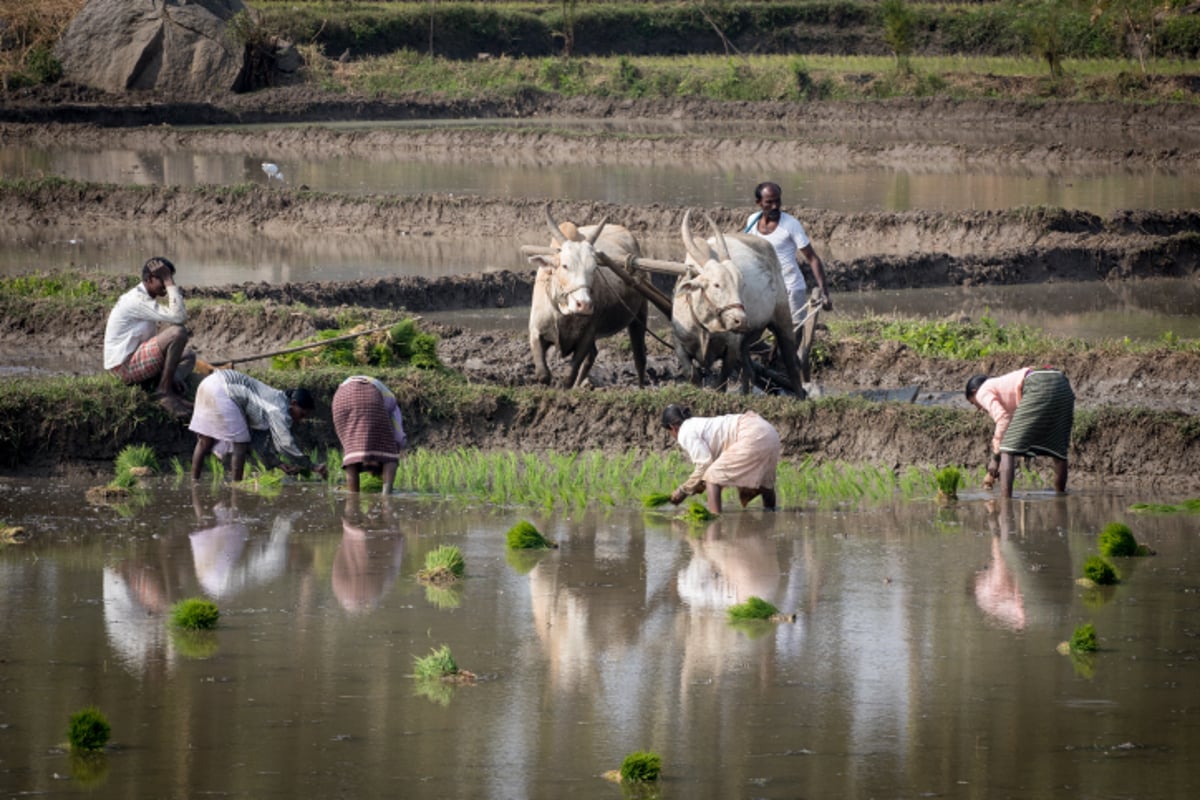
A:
[
  {"left": 103, "top": 256, "right": 196, "bottom": 418},
  {"left": 188, "top": 369, "right": 327, "bottom": 482},
  {"left": 744, "top": 181, "right": 833, "bottom": 328},
  {"left": 331, "top": 375, "right": 408, "bottom": 494},
  {"left": 966, "top": 368, "right": 1075, "bottom": 498},
  {"left": 662, "top": 403, "right": 782, "bottom": 514}
]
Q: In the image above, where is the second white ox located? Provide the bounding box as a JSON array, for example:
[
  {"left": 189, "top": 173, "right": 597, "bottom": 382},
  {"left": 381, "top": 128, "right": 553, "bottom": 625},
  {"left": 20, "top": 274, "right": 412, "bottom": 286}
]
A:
[
  {"left": 672, "top": 210, "right": 806, "bottom": 396},
  {"left": 527, "top": 206, "right": 648, "bottom": 388}
]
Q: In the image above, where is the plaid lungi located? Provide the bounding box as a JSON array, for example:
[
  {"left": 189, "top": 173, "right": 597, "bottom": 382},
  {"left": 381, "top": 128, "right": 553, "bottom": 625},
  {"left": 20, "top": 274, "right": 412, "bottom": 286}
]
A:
[
  {"left": 333, "top": 379, "right": 402, "bottom": 466},
  {"left": 110, "top": 337, "right": 164, "bottom": 384},
  {"left": 705, "top": 411, "right": 782, "bottom": 489},
  {"left": 1000, "top": 369, "right": 1074, "bottom": 460}
]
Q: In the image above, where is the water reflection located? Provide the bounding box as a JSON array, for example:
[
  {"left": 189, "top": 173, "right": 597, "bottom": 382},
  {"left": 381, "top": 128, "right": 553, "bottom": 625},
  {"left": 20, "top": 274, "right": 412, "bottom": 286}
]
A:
[
  {"left": 4, "top": 484, "right": 1200, "bottom": 798},
  {"left": 333, "top": 496, "right": 405, "bottom": 613}
]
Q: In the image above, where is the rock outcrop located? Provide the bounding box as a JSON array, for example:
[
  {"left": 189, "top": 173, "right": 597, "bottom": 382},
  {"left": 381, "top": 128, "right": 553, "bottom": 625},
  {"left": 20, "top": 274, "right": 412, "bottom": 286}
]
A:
[{"left": 55, "top": 0, "right": 297, "bottom": 96}]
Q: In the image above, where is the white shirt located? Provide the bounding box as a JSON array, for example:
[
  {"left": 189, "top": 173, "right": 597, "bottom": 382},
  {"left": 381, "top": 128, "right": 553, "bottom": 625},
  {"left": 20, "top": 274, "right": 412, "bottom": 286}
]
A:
[
  {"left": 677, "top": 414, "right": 741, "bottom": 492},
  {"left": 745, "top": 211, "right": 811, "bottom": 295},
  {"left": 103, "top": 283, "right": 187, "bottom": 369}
]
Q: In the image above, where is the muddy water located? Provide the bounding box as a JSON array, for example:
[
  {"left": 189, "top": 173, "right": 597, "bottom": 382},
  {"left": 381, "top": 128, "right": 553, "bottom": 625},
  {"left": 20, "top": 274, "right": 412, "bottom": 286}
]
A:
[
  {"left": 2, "top": 479, "right": 1199, "bottom": 798},
  {"left": 3, "top": 139, "right": 1198, "bottom": 215}
]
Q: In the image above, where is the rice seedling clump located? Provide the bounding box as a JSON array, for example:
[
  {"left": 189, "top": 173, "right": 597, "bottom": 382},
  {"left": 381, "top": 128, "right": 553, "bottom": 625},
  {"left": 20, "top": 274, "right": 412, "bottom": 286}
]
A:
[
  {"left": 170, "top": 598, "right": 220, "bottom": 630},
  {"left": 1070, "top": 623, "right": 1098, "bottom": 654},
  {"left": 728, "top": 596, "right": 779, "bottom": 621},
  {"left": 934, "top": 466, "right": 962, "bottom": 501},
  {"left": 67, "top": 707, "right": 111, "bottom": 751},
  {"left": 418, "top": 544, "right": 465, "bottom": 584},
  {"left": 1082, "top": 556, "right": 1119, "bottom": 586},
  {"left": 681, "top": 501, "right": 717, "bottom": 522},
  {"left": 113, "top": 444, "right": 158, "bottom": 486},
  {"left": 414, "top": 644, "right": 459, "bottom": 680},
  {"left": 272, "top": 319, "right": 441, "bottom": 370},
  {"left": 619, "top": 750, "right": 662, "bottom": 783},
  {"left": 506, "top": 520, "right": 557, "bottom": 550},
  {"left": 642, "top": 492, "right": 672, "bottom": 508},
  {"left": 1098, "top": 522, "right": 1139, "bottom": 557}
]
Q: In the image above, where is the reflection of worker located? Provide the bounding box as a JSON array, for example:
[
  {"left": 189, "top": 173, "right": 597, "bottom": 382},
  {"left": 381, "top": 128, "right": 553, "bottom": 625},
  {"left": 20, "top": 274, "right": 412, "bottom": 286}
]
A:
[
  {"left": 188, "top": 369, "right": 327, "bottom": 481},
  {"left": 676, "top": 518, "right": 781, "bottom": 610},
  {"left": 744, "top": 181, "right": 832, "bottom": 327},
  {"left": 662, "top": 404, "right": 781, "bottom": 514},
  {"left": 189, "top": 504, "right": 297, "bottom": 599},
  {"left": 103, "top": 256, "right": 196, "bottom": 417},
  {"left": 975, "top": 499, "right": 1025, "bottom": 630},
  {"left": 966, "top": 368, "right": 1074, "bottom": 497},
  {"left": 332, "top": 376, "right": 408, "bottom": 494},
  {"left": 333, "top": 496, "right": 404, "bottom": 613}
]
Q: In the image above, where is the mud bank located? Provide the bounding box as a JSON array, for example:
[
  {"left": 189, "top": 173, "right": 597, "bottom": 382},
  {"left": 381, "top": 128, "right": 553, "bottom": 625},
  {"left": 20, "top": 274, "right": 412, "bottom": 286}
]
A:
[{"left": 3, "top": 183, "right": 1198, "bottom": 289}]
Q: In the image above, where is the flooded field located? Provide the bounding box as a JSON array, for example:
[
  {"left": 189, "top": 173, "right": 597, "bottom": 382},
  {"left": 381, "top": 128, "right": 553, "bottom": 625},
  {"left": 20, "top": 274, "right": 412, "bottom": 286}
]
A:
[{"left": 2, "top": 479, "right": 1199, "bottom": 798}]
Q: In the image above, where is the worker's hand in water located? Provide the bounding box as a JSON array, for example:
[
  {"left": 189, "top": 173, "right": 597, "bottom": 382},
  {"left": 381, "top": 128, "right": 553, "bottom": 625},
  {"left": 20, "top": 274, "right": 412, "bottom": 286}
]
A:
[
  {"left": 669, "top": 489, "right": 686, "bottom": 505},
  {"left": 983, "top": 473, "right": 996, "bottom": 490}
]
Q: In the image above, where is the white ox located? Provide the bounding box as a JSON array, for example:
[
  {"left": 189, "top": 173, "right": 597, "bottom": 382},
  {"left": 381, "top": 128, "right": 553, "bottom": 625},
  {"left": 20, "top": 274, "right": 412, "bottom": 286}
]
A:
[
  {"left": 672, "top": 210, "right": 805, "bottom": 396},
  {"left": 527, "top": 206, "right": 648, "bottom": 388}
]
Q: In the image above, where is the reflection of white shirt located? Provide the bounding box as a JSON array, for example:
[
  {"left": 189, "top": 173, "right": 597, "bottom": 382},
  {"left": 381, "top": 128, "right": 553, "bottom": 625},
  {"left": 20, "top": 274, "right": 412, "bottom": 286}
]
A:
[
  {"left": 745, "top": 211, "right": 811, "bottom": 295},
  {"left": 103, "top": 284, "right": 187, "bottom": 368}
]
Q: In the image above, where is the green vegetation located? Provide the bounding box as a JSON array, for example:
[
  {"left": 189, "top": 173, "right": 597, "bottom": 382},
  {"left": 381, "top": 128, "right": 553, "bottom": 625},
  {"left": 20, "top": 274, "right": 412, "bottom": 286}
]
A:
[
  {"left": 413, "top": 644, "right": 460, "bottom": 680},
  {"left": 1098, "top": 522, "right": 1139, "bottom": 557},
  {"left": 1069, "top": 622, "right": 1099, "bottom": 653},
  {"left": 642, "top": 492, "right": 672, "bottom": 508},
  {"left": 1082, "top": 556, "right": 1119, "bottom": 585},
  {"left": 170, "top": 598, "right": 220, "bottom": 630},
  {"left": 619, "top": 750, "right": 663, "bottom": 783},
  {"left": 934, "top": 466, "right": 962, "bottom": 501},
  {"left": 112, "top": 444, "right": 158, "bottom": 488},
  {"left": 418, "top": 544, "right": 465, "bottom": 583},
  {"left": 681, "top": 501, "right": 718, "bottom": 523},
  {"left": 728, "top": 596, "right": 780, "bottom": 621},
  {"left": 272, "top": 319, "right": 440, "bottom": 370},
  {"left": 67, "top": 706, "right": 111, "bottom": 752},
  {"left": 1129, "top": 497, "right": 1200, "bottom": 513},
  {"left": 506, "top": 520, "right": 557, "bottom": 550}
]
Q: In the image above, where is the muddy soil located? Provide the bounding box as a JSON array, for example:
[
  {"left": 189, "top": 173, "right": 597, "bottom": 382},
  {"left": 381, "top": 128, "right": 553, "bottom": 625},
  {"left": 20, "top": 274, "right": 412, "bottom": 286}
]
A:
[{"left": 1, "top": 88, "right": 1198, "bottom": 486}]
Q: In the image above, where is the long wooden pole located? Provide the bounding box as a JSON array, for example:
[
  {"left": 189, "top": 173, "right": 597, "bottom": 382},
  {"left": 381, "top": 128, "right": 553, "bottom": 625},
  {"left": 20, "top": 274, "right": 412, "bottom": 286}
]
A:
[{"left": 207, "top": 322, "right": 401, "bottom": 368}]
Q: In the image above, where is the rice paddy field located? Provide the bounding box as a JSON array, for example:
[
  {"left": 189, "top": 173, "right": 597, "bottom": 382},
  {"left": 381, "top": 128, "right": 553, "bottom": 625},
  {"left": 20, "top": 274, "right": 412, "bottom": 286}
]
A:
[{"left": 2, "top": 473, "right": 1199, "bottom": 798}]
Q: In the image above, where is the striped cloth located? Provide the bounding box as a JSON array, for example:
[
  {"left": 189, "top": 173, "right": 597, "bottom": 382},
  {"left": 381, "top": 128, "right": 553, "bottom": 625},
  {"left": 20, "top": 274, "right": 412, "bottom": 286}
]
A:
[
  {"left": 1000, "top": 369, "right": 1074, "bottom": 460},
  {"left": 110, "top": 336, "right": 164, "bottom": 384},
  {"left": 333, "top": 377, "right": 405, "bottom": 466}
]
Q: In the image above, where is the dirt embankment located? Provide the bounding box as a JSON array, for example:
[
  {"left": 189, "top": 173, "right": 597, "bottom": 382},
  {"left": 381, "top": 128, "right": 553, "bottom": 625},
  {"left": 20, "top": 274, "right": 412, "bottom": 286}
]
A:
[{"left": 1, "top": 92, "right": 1198, "bottom": 486}]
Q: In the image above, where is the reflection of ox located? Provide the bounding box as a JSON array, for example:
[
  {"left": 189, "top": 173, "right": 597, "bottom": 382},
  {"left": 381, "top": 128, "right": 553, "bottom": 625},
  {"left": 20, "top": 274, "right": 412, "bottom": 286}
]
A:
[
  {"left": 672, "top": 211, "right": 805, "bottom": 395},
  {"left": 527, "top": 206, "right": 648, "bottom": 388}
]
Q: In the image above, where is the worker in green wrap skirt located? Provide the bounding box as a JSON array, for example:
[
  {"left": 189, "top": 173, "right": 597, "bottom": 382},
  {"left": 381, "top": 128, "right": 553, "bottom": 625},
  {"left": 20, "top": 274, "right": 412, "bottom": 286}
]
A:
[{"left": 965, "top": 368, "right": 1075, "bottom": 498}]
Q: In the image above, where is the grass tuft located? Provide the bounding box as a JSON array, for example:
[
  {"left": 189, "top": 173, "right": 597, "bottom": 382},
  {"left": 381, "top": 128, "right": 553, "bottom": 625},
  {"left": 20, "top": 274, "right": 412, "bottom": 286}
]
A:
[
  {"left": 1098, "top": 522, "right": 1139, "bottom": 557},
  {"left": 619, "top": 750, "right": 662, "bottom": 783},
  {"left": 413, "top": 644, "right": 459, "bottom": 680},
  {"left": 506, "top": 520, "right": 556, "bottom": 550},
  {"left": 1082, "top": 556, "right": 1119, "bottom": 586},
  {"left": 728, "top": 596, "right": 779, "bottom": 621},
  {"left": 170, "top": 597, "right": 220, "bottom": 630},
  {"left": 1069, "top": 623, "right": 1099, "bottom": 654},
  {"left": 67, "top": 706, "right": 111, "bottom": 752}
]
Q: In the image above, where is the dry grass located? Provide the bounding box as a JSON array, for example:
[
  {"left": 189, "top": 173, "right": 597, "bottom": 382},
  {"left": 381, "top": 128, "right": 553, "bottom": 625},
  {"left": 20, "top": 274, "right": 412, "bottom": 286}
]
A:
[{"left": 0, "top": 0, "right": 85, "bottom": 80}]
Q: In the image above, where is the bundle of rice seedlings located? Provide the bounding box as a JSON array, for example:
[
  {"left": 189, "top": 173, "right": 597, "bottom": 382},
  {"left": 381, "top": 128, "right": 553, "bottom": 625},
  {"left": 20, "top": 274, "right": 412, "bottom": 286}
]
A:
[
  {"left": 728, "top": 596, "right": 779, "bottom": 621},
  {"left": 506, "top": 520, "right": 557, "bottom": 550},
  {"left": 934, "top": 465, "right": 962, "bottom": 503},
  {"left": 417, "top": 545, "right": 465, "bottom": 584},
  {"left": 681, "top": 501, "right": 717, "bottom": 522},
  {"left": 1081, "top": 556, "right": 1119, "bottom": 586},
  {"left": 170, "top": 597, "right": 220, "bottom": 630},
  {"left": 413, "top": 644, "right": 476, "bottom": 684},
  {"left": 642, "top": 492, "right": 672, "bottom": 508},
  {"left": 619, "top": 751, "right": 662, "bottom": 782},
  {"left": 1098, "top": 522, "right": 1139, "bottom": 557}
]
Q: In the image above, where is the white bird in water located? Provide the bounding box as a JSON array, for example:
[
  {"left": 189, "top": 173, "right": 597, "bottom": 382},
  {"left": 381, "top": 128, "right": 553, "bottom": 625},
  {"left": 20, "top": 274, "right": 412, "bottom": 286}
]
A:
[{"left": 261, "top": 162, "right": 284, "bottom": 183}]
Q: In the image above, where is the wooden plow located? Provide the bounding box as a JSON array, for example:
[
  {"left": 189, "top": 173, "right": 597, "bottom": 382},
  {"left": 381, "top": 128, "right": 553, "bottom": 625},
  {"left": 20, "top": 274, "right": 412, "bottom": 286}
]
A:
[{"left": 195, "top": 322, "right": 402, "bottom": 375}]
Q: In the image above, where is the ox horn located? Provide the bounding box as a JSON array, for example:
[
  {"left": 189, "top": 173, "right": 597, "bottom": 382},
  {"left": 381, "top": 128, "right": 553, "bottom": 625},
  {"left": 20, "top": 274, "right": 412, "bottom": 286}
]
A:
[
  {"left": 680, "top": 210, "right": 711, "bottom": 266},
  {"left": 586, "top": 216, "right": 608, "bottom": 245},
  {"left": 705, "top": 213, "right": 730, "bottom": 262},
  {"left": 544, "top": 204, "right": 566, "bottom": 246}
]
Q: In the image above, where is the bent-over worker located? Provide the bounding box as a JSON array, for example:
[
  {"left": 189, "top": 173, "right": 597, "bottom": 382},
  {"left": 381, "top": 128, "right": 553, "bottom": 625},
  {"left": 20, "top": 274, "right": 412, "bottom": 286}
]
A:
[
  {"left": 332, "top": 375, "right": 408, "bottom": 494},
  {"left": 662, "top": 403, "right": 782, "bottom": 514},
  {"left": 966, "top": 368, "right": 1075, "bottom": 498},
  {"left": 103, "top": 256, "right": 196, "bottom": 417},
  {"left": 188, "top": 369, "right": 327, "bottom": 482}
]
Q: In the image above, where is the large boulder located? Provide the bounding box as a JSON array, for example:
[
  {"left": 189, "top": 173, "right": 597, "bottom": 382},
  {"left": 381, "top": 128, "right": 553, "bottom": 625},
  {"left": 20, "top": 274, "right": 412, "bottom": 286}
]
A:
[{"left": 55, "top": 0, "right": 276, "bottom": 96}]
